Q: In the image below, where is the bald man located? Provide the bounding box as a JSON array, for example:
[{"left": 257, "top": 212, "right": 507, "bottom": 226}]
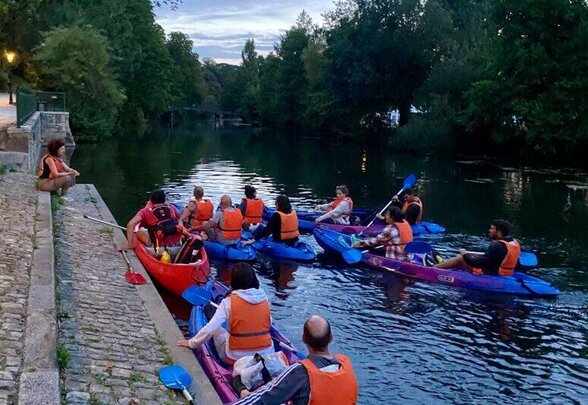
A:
[
  {"left": 192, "top": 195, "right": 243, "bottom": 244},
  {"left": 234, "top": 315, "right": 359, "bottom": 404}
]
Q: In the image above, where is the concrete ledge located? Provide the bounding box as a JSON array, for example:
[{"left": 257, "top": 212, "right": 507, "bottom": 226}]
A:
[
  {"left": 88, "top": 185, "right": 222, "bottom": 405},
  {"left": 19, "top": 191, "right": 59, "bottom": 404},
  {"left": 18, "top": 370, "right": 60, "bottom": 405}
]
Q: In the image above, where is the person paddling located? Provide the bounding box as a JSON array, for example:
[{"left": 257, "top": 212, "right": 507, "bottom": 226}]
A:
[
  {"left": 36, "top": 139, "right": 80, "bottom": 196},
  {"left": 244, "top": 195, "right": 300, "bottom": 246},
  {"left": 234, "top": 315, "right": 359, "bottom": 404},
  {"left": 351, "top": 207, "right": 413, "bottom": 260},
  {"left": 240, "top": 185, "right": 266, "bottom": 229},
  {"left": 392, "top": 188, "right": 423, "bottom": 225},
  {"left": 177, "top": 263, "right": 274, "bottom": 363},
  {"left": 315, "top": 185, "right": 354, "bottom": 225},
  {"left": 193, "top": 195, "right": 242, "bottom": 244},
  {"left": 435, "top": 219, "right": 521, "bottom": 276},
  {"left": 180, "top": 186, "right": 214, "bottom": 232}
]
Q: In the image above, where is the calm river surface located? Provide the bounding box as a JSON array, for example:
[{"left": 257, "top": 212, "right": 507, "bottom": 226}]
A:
[{"left": 71, "top": 125, "right": 588, "bottom": 404}]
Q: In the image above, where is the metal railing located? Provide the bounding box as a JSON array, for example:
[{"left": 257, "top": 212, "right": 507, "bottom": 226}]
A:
[{"left": 16, "top": 89, "right": 66, "bottom": 127}]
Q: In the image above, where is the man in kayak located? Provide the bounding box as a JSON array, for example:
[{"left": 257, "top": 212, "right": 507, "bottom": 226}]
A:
[
  {"left": 124, "top": 189, "right": 183, "bottom": 251},
  {"left": 392, "top": 188, "right": 423, "bottom": 225},
  {"left": 177, "top": 263, "right": 275, "bottom": 362},
  {"left": 180, "top": 186, "right": 214, "bottom": 232},
  {"left": 435, "top": 219, "right": 521, "bottom": 276},
  {"left": 234, "top": 315, "right": 359, "bottom": 404},
  {"left": 193, "top": 194, "right": 243, "bottom": 244},
  {"left": 351, "top": 207, "right": 413, "bottom": 259},
  {"left": 243, "top": 195, "right": 299, "bottom": 246},
  {"left": 314, "top": 185, "right": 354, "bottom": 225}
]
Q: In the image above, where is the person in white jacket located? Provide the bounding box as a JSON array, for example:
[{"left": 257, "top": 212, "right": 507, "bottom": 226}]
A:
[
  {"left": 315, "top": 185, "right": 354, "bottom": 225},
  {"left": 177, "top": 263, "right": 274, "bottom": 362}
]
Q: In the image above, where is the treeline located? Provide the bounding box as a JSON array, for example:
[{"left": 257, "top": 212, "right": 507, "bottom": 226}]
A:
[
  {"left": 0, "top": 0, "right": 208, "bottom": 140},
  {"left": 220, "top": 0, "right": 588, "bottom": 160}
]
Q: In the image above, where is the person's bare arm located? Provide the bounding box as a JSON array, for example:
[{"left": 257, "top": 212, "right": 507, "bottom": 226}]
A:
[{"left": 125, "top": 214, "right": 142, "bottom": 249}]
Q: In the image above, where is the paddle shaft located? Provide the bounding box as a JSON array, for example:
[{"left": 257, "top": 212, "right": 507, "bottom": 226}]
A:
[
  {"left": 359, "top": 174, "right": 415, "bottom": 235},
  {"left": 84, "top": 215, "right": 126, "bottom": 231},
  {"left": 181, "top": 388, "right": 194, "bottom": 405}
]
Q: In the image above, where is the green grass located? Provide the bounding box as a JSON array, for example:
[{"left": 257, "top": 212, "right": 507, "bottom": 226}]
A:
[
  {"left": 50, "top": 194, "right": 63, "bottom": 212},
  {"left": 130, "top": 373, "right": 147, "bottom": 383},
  {"left": 56, "top": 344, "right": 70, "bottom": 369},
  {"left": 0, "top": 166, "right": 5, "bottom": 176}
]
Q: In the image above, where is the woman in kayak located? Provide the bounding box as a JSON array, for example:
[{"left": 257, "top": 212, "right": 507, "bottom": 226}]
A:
[
  {"left": 177, "top": 263, "right": 274, "bottom": 363},
  {"left": 239, "top": 185, "right": 266, "bottom": 230},
  {"left": 245, "top": 195, "right": 300, "bottom": 246},
  {"left": 315, "top": 185, "right": 354, "bottom": 225},
  {"left": 351, "top": 207, "right": 413, "bottom": 259}
]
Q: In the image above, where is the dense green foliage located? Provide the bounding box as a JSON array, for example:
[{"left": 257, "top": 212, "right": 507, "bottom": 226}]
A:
[
  {"left": 219, "top": 0, "right": 588, "bottom": 160},
  {"left": 0, "top": 0, "right": 205, "bottom": 140}
]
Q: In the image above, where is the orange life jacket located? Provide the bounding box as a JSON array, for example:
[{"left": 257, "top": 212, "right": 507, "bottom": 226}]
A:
[
  {"left": 243, "top": 198, "right": 264, "bottom": 225},
  {"left": 497, "top": 239, "right": 521, "bottom": 276},
  {"left": 394, "top": 220, "right": 413, "bottom": 252},
  {"left": 327, "top": 197, "right": 353, "bottom": 218},
  {"left": 38, "top": 154, "right": 64, "bottom": 179},
  {"left": 402, "top": 198, "right": 423, "bottom": 224},
  {"left": 301, "top": 354, "right": 359, "bottom": 405},
  {"left": 278, "top": 211, "right": 300, "bottom": 240},
  {"left": 219, "top": 209, "right": 243, "bottom": 240},
  {"left": 227, "top": 294, "right": 272, "bottom": 352},
  {"left": 189, "top": 198, "right": 213, "bottom": 226}
]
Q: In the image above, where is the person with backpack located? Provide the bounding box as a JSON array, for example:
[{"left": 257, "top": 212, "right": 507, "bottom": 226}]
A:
[{"left": 124, "top": 190, "right": 183, "bottom": 252}]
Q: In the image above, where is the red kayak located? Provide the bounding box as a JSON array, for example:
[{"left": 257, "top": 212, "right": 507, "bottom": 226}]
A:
[{"left": 133, "top": 238, "right": 210, "bottom": 296}]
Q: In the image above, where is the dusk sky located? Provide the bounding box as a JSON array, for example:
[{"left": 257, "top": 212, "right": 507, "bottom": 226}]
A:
[{"left": 155, "top": 0, "right": 335, "bottom": 65}]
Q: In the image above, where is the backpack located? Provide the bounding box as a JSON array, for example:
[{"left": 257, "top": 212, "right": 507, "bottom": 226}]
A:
[
  {"left": 174, "top": 235, "right": 204, "bottom": 264},
  {"left": 151, "top": 205, "right": 177, "bottom": 236}
]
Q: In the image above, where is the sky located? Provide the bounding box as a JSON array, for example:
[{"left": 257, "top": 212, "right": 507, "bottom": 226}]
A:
[{"left": 155, "top": 0, "right": 335, "bottom": 65}]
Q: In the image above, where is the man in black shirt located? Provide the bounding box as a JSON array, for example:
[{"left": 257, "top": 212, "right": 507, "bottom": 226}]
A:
[{"left": 435, "top": 219, "right": 519, "bottom": 275}]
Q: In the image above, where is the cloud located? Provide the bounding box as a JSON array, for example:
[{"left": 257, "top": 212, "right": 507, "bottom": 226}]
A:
[{"left": 155, "top": 0, "right": 335, "bottom": 64}]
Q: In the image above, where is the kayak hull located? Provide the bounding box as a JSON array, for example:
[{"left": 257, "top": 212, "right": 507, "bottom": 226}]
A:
[
  {"left": 314, "top": 227, "right": 560, "bottom": 297},
  {"left": 188, "top": 281, "right": 302, "bottom": 403},
  {"left": 203, "top": 240, "right": 257, "bottom": 262},
  {"left": 133, "top": 240, "right": 210, "bottom": 296},
  {"left": 252, "top": 239, "right": 316, "bottom": 262}
]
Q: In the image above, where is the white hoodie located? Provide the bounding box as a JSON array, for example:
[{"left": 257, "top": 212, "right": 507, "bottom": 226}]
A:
[{"left": 189, "top": 288, "right": 275, "bottom": 360}]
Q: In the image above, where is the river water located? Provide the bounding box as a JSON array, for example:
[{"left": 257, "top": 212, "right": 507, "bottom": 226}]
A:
[{"left": 71, "top": 125, "right": 588, "bottom": 404}]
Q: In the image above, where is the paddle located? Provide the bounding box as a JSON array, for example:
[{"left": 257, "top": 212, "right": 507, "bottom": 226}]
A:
[
  {"left": 159, "top": 365, "right": 195, "bottom": 404},
  {"left": 119, "top": 249, "right": 148, "bottom": 285},
  {"left": 84, "top": 214, "right": 126, "bottom": 231},
  {"left": 182, "top": 286, "right": 306, "bottom": 359},
  {"left": 358, "top": 173, "right": 417, "bottom": 236}
]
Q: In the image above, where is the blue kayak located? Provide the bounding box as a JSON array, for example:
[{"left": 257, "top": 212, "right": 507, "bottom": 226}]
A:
[
  {"left": 314, "top": 227, "right": 560, "bottom": 297},
  {"left": 203, "top": 240, "right": 257, "bottom": 262},
  {"left": 252, "top": 239, "right": 316, "bottom": 262}
]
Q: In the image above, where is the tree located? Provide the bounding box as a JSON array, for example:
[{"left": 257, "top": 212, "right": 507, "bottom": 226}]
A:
[
  {"left": 166, "top": 31, "right": 206, "bottom": 104},
  {"left": 34, "top": 25, "right": 125, "bottom": 140}
]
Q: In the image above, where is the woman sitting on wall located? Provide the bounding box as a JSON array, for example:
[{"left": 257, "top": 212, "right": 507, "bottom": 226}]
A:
[{"left": 37, "top": 139, "right": 79, "bottom": 196}]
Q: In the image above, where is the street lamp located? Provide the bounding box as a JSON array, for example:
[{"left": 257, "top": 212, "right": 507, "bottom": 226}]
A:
[{"left": 4, "top": 51, "right": 16, "bottom": 104}]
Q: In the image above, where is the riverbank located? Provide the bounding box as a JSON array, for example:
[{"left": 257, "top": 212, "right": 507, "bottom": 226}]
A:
[{"left": 0, "top": 172, "right": 220, "bottom": 404}]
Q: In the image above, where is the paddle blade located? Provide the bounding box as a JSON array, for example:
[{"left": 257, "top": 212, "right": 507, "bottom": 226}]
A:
[
  {"left": 125, "top": 270, "right": 147, "bottom": 285},
  {"left": 403, "top": 173, "right": 417, "bottom": 190},
  {"left": 342, "top": 248, "right": 362, "bottom": 264},
  {"left": 182, "top": 286, "right": 213, "bottom": 306},
  {"left": 159, "top": 365, "right": 192, "bottom": 390},
  {"left": 519, "top": 252, "right": 538, "bottom": 267},
  {"left": 405, "top": 241, "right": 433, "bottom": 254}
]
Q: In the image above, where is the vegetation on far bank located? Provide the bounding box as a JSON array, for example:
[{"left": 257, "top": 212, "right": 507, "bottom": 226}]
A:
[{"left": 1, "top": 0, "right": 587, "bottom": 163}]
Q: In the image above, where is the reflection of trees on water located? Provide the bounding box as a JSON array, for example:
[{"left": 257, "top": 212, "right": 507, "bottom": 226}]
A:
[{"left": 502, "top": 170, "right": 527, "bottom": 210}]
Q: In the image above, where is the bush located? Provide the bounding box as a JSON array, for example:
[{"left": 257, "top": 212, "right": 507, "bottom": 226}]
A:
[{"left": 389, "top": 115, "right": 455, "bottom": 153}]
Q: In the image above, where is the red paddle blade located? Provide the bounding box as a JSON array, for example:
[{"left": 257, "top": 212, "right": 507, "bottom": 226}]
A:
[{"left": 125, "top": 269, "right": 148, "bottom": 285}]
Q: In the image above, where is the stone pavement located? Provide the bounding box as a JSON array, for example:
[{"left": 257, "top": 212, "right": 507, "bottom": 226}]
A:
[
  {"left": 53, "top": 185, "right": 186, "bottom": 405},
  {"left": 0, "top": 171, "right": 37, "bottom": 405}
]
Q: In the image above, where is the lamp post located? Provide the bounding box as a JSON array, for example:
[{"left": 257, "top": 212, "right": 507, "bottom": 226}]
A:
[{"left": 4, "top": 51, "right": 16, "bottom": 104}]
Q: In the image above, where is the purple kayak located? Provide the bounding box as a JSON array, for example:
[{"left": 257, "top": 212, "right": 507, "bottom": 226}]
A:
[
  {"left": 314, "top": 227, "right": 560, "bottom": 297},
  {"left": 188, "top": 281, "right": 303, "bottom": 403}
]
